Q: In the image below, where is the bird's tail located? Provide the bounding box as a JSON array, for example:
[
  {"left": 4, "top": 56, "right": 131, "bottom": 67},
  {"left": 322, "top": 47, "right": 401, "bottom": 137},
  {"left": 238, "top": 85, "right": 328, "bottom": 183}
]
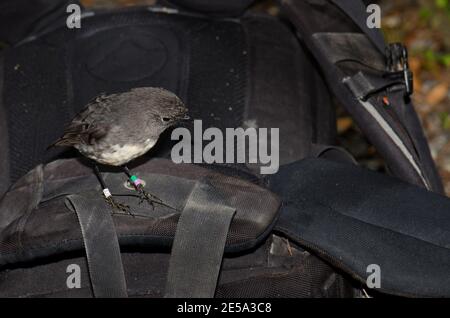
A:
[{"left": 47, "top": 135, "right": 79, "bottom": 150}]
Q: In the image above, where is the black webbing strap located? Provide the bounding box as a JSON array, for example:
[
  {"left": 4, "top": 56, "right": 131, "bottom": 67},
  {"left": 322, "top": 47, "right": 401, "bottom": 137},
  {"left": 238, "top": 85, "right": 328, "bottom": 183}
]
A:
[
  {"left": 165, "top": 181, "right": 236, "bottom": 298},
  {"left": 343, "top": 72, "right": 403, "bottom": 101},
  {"left": 65, "top": 195, "right": 128, "bottom": 298}
]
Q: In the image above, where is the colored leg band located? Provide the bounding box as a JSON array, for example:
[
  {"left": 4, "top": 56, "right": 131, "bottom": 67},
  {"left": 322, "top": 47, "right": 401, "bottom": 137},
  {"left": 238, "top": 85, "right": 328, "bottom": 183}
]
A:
[
  {"left": 130, "top": 175, "right": 143, "bottom": 187},
  {"left": 103, "top": 188, "right": 112, "bottom": 198}
]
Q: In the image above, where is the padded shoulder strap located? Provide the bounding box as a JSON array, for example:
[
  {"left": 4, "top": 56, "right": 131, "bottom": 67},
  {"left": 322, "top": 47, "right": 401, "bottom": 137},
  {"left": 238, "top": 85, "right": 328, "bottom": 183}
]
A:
[
  {"left": 278, "top": 0, "right": 443, "bottom": 193},
  {"left": 271, "top": 158, "right": 450, "bottom": 297}
]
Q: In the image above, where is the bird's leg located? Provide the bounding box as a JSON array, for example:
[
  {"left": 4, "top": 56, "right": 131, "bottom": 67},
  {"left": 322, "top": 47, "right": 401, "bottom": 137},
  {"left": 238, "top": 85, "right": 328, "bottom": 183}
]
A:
[
  {"left": 93, "top": 164, "right": 133, "bottom": 216},
  {"left": 123, "top": 166, "right": 165, "bottom": 209}
]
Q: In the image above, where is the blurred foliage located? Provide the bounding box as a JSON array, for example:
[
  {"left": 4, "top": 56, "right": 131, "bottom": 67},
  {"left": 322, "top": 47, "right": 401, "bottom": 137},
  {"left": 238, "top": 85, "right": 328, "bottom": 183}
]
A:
[
  {"left": 383, "top": 0, "right": 450, "bottom": 72},
  {"left": 440, "top": 111, "right": 450, "bottom": 129}
]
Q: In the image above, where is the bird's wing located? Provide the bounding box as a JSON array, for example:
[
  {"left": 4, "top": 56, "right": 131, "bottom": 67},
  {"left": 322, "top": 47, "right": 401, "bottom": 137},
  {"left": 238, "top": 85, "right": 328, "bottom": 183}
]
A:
[
  {"left": 50, "top": 96, "right": 110, "bottom": 148},
  {"left": 51, "top": 121, "right": 108, "bottom": 147}
]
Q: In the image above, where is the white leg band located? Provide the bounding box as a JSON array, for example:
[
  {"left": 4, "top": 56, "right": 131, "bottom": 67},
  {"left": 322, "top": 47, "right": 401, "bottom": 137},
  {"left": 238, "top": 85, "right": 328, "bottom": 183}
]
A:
[{"left": 103, "top": 188, "right": 112, "bottom": 198}]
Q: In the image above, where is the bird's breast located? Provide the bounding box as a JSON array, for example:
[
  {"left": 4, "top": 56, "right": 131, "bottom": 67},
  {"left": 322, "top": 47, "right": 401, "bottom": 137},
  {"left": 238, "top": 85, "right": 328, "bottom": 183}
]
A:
[{"left": 78, "top": 139, "right": 156, "bottom": 166}]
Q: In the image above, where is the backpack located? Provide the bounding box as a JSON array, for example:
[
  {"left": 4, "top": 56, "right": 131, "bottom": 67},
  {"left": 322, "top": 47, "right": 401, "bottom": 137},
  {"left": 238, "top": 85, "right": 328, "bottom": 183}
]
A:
[{"left": 0, "top": 0, "right": 449, "bottom": 298}]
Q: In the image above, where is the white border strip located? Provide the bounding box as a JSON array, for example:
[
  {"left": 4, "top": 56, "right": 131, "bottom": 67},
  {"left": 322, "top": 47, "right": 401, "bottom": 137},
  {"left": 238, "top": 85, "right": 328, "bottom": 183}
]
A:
[{"left": 359, "top": 99, "right": 430, "bottom": 190}]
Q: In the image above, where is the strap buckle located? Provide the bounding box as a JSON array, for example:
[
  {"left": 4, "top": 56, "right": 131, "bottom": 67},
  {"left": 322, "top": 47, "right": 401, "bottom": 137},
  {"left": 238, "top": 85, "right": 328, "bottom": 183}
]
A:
[{"left": 385, "top": 43, "right": 414, "bottom": 101}]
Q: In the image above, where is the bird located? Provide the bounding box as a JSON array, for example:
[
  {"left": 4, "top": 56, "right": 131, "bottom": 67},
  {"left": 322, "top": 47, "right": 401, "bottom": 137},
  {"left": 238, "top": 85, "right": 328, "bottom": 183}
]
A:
[{"left": 51, "top": 87, "right": 189, "bottom": 214}]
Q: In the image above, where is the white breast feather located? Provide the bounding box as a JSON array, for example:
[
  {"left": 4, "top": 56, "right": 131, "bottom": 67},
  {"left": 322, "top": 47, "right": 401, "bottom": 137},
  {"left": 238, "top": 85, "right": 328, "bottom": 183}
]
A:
[{"left": 86, "top": 139, "right": 156, "bottom": 166}]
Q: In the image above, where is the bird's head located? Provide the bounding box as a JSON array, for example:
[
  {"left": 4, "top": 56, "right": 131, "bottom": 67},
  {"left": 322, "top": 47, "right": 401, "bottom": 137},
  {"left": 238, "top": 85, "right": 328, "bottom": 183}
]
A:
[
  {"left": 152, "top": 90, "right": 190, "bottom": 127},
  {"left": 133, "top": 87, "right": 190, "bottom": 128},
  {"left": 159, "top": 104, "right": 190, "bottom": 127}
]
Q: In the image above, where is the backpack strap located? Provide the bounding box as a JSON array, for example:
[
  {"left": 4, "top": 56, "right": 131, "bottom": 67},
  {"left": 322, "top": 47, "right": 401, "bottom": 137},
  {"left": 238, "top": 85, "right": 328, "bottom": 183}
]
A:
[
  {"left": 330, "top": 0, "right": 386, "bottom": 53},
  {"left": 66, "top": 195, "right": 128, "bottom": 298},
  {"left": 271, "top": 158, "right": 450, "bottom": 297},
  {"left": 278, "top": 0, "right": 444, "bottom": 193},
  {"left": 165, "top": 181, "right": 236, "bottom": 298}
]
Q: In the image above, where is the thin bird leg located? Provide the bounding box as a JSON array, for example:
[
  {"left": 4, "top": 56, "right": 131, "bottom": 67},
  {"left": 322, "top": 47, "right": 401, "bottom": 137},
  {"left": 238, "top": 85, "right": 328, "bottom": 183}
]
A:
[
  {"left": 123, "top": 166, "right": 166, "bottom": 209},
  {"left": 93, "top": 164, "right": 133, "bottom": 216}
]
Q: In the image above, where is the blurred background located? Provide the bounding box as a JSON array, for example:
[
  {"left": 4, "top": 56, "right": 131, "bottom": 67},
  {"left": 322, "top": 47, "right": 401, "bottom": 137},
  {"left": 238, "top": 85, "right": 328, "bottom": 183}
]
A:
[{"left": 80, "top": 0, "right": 450, "bottom": 195}]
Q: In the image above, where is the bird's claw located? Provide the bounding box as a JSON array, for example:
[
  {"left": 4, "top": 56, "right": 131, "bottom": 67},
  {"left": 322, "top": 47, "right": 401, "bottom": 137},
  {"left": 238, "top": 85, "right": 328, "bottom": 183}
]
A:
[
  {"left": 135, "top": 184, "right": 164, "bottom": 209},
  {"left": 104, "top": 196, "right": 134, "bottom": 217}
]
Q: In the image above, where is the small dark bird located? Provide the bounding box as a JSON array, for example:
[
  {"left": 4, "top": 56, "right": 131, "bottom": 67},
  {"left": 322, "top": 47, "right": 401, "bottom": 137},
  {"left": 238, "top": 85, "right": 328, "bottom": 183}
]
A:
[{"left": 51, "top": 87, "right": 189, "bottom": 214}]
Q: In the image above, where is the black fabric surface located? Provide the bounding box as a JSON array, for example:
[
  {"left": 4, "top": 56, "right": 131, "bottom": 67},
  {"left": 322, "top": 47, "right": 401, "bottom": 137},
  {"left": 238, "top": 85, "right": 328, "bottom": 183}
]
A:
[
  {"left": 271, "top": 158, "right": 450, "bottom": 297},
  {"left": 166, "top": 0, "right": 255, "bottom": 15},
  {"left": 0, "top": 240, "right": 353, "bottom": 298},
  {"left": 243, "top": 16, "right": 320, "bottom": 168},
  {"left": 216, "top": 252, "right": 353, "bottom": 298},
  {"left": 0, "top": 0, "right": 81, "bottom": 45},
  {"left": 0, "top": 56, "right": 9, "bottom": 197}
]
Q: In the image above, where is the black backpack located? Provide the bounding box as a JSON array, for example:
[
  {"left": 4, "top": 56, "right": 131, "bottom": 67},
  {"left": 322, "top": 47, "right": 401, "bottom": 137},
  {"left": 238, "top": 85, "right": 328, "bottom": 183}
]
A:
[{"left": 0, "top": 0, "right": 449, "bottom": 298}]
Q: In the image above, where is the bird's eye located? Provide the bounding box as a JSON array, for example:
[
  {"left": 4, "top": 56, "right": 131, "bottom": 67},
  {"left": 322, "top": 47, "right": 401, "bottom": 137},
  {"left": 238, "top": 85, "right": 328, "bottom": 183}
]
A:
[{"left": 161, "top": 117, "right": 171, "bottom": 122}]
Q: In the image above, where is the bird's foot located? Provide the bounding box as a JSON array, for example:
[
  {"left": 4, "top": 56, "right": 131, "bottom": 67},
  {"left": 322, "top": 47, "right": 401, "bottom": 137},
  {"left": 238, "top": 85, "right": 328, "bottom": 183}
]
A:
[
  {"left": 127, "top": 174, "right": 178, "bottom": 211},
  {"left": 104, "top": 196, "right": 134, "bottom": 217},
  {"left": 135, "top": 184, "right": 164, "bottom": 209}
]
